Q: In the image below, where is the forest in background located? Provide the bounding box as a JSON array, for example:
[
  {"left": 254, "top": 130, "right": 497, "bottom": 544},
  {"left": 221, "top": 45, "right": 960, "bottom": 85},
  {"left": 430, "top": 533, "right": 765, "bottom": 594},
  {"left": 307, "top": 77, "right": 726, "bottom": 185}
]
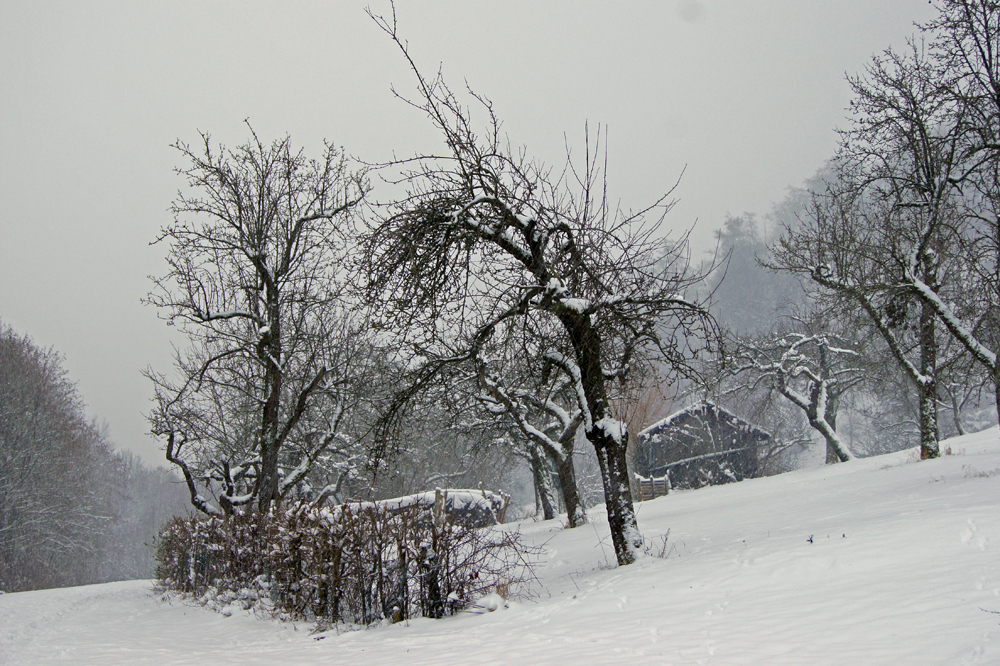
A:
[{"left": 0, "top": 324, "right": 189, "bottom": 593}]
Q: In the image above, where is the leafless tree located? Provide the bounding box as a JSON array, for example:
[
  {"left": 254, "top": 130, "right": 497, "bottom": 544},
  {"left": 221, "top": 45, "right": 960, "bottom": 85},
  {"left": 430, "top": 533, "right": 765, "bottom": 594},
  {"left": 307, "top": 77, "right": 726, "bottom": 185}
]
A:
[
  {"left": 145, "top": 127, "right": 369, "bottom": 516},
  {"left": 366, "top": 392, "right": 520, "bottom": 507},
  {"left": 773, "top": 4, "right": 1000, "bottom": 454},
  {"left": 911, "top": 0, "right": 1000, "bottom": 426},
  {"left": 769, "top": 36, "right": 969, "bottom": 458},
  {"left": 361, "top": 9, "right": 718, "bottom": 565},
  {"left": 473, "top": 345, "right": 589, "bottom": 527},
  {"left": 727, "top": 323, "right": 866, "bottom": 464},
  {"left": 521, "top": 442, "right": 560, "bottom": 520}
]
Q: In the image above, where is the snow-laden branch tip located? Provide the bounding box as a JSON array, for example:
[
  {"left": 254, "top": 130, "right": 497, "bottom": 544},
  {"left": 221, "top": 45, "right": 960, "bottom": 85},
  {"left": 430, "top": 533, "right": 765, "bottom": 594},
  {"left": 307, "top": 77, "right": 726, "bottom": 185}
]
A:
[
  {"left": 905, "top": 268, "right": 997, "bottom": 368},
  {"left": 197, "top": 309, "right": 265, "bottom": 326},
  {"left": 543, "top": 351, "right": 592, "bottom": 431}
]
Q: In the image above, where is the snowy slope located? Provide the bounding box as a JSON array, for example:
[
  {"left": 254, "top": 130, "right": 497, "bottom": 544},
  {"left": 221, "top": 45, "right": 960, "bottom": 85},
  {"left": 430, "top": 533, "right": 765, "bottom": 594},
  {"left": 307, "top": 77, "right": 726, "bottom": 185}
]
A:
[{"left": 3, "top": 427, "right": 1000, "bottom": 665}]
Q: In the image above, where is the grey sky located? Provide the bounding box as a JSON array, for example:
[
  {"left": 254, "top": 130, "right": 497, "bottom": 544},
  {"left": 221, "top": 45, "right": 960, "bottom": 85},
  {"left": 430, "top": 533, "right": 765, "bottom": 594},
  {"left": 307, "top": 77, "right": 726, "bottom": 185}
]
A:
[{"left": 0, "top": 1, "right": 936, "bottom": 465}]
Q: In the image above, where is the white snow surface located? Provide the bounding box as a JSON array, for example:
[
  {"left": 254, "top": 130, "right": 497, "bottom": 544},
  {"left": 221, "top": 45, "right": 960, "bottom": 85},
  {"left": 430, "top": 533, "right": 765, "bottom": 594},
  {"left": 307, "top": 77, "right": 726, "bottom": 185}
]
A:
[{"left": 4, "top": 427, "right": 1000, "bottom": 664}]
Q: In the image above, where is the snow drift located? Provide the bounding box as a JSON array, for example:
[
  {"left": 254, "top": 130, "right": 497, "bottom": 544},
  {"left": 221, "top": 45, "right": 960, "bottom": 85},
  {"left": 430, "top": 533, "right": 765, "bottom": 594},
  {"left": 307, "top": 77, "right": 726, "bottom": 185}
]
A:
[{"left": 3, "top": 427, "right": 999, "bottom": 665}]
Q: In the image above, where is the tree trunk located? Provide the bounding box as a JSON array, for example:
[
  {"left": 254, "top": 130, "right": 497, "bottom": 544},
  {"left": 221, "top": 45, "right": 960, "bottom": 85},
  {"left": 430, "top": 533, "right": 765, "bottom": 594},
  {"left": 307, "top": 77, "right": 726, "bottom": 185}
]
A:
[
  {"left": 258, "top": 307, "right": 283, "bottom": 513},
  {"left": 820, "top": 389, "right": 842, "bottom": 465},
  {"left": 919, "top": 297, "right": 940, "bottom": 459},
  {"left": 529, "top": 446, "right": 557, "bottom": 521},
  {"left": 824, "top": 435, "right": 843, "bottom": 464},
  {"left": 994, "top": 366, "right": 1000, "bottom": 437},
  {"left": 590, "top": 429, "right": 642, "bottom": 565},
  {"left": 816, "top": 347, "right": 849, "bottom": 464},
  {"left": 819, "top": 424, "right": 853, "bottom": 464},
  {"left": 555, "top": 450, "right": 586, "bottom": 527},
  {"left": 948, "top": 389, "right": 965, "bottom": 436},
  {"left": 818, "top": 396, "right": 851, "bottom": 464},
  {"left": 561, "top": 311, "right": 643, "bottom": 565},
  {"left": 796, "top": 382, "right": 853, "bottom": 464}
]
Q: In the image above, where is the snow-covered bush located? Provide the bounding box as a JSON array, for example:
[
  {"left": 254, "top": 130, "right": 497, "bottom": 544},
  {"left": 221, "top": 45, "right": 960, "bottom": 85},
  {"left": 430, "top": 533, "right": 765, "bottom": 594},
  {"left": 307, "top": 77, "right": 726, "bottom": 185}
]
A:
[{"left": 155, "top": 499, "right": 534, "bottom": 627}]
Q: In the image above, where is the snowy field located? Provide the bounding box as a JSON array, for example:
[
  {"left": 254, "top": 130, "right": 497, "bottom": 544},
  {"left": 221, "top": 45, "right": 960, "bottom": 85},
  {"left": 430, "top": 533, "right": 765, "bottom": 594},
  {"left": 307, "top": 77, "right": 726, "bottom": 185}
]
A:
[{"left": 3, "top": 427, "right": 1000, "bottom": 665}]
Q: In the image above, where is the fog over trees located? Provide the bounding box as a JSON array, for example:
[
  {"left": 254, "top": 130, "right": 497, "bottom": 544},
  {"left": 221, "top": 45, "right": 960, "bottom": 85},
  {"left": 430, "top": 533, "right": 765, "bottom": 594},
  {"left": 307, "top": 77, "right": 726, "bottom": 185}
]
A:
[{"left": 0, "top": 324, "right": 189, "bottom": 593}]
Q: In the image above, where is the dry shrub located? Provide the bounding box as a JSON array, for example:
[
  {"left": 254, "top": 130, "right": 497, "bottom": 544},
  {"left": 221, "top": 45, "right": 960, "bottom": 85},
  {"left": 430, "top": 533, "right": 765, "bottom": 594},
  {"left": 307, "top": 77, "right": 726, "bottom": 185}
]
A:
[{"left": 155, "top": 501, "right": 535, "bottom": 626}]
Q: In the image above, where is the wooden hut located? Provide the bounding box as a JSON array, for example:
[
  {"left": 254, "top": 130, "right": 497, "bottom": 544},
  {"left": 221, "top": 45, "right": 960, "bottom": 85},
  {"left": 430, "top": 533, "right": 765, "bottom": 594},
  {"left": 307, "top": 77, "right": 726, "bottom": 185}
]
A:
[{"left": 634, "top": 402, "right": 770, "bottom": 497}]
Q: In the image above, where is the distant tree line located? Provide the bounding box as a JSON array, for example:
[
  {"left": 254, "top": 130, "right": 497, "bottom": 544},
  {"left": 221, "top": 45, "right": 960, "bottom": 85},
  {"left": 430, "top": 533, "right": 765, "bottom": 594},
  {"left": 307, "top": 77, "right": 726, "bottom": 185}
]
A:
[{"left": 0, "top": 324, "right": 189, "bottom": 593}]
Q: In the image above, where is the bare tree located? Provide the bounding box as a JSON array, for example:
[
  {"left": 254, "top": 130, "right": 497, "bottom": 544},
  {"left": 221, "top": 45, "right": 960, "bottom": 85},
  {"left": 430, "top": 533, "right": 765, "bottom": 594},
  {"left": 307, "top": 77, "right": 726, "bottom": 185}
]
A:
[
  {"left": 728, "top": 324, "right": 866, "bottom": 464},
  {"left": 521, "top": 442, "right": 560, "bottom": 520},
  {"left": 770, "top": 36, "right": 970, "bottom": 458},
  {"left": 366, "top": 391, "right": 521, "bottom": 507},
  {"left": 773, "top": 3, "right": 1000, "bottom": 451},
  {"left": 361, "top": 10, "right": 718, "bottom": 566},
  {"left": 145, "top": 128, "right": 369, "bottom": 516},
  {"left": 474, "top": 349, "right": 588, "bottom": 527},
  {"left": 911, "top": 0, "right": 1000, "bottom": 426},
  {"left": 771, "top": 189, "right": 950, "bottom": 459},
  {"left": 369, "top": 290, "right": 588, "bottom": 524}
]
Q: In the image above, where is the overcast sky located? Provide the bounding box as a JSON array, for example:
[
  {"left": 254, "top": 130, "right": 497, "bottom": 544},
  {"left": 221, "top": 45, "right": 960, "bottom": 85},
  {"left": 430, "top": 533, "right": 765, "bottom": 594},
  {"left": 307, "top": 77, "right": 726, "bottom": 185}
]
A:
[{"left": 0, "top": 1, "right": 938, "bottom": 466}]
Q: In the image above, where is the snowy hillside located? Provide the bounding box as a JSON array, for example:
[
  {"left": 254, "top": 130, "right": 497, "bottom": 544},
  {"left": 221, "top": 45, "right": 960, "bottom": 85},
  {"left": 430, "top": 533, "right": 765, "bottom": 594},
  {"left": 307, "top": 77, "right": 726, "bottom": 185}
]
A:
[{"left": 3, "top": 427, "right": 1000, "bottom": 665}]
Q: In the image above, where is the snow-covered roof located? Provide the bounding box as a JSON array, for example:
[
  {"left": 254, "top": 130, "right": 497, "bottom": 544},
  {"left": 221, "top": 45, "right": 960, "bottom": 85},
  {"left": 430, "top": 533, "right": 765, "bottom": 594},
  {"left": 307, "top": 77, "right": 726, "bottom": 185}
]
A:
[{"left": 637, "top": 401, "right": 770, "bottom": 442}]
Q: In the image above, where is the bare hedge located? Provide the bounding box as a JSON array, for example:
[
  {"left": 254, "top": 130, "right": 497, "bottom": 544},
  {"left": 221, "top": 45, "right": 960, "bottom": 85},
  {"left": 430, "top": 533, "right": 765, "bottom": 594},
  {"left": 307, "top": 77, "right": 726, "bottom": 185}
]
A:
[{"left": 156, "top": 499, "right": 534, "bottom": 626}]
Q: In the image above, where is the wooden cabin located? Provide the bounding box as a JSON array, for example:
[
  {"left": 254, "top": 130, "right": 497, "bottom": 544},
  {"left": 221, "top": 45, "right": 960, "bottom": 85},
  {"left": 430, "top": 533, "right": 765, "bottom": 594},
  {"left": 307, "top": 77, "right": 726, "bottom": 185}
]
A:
[{"left": 634, "top": 402, "right": 770, "bottom": 497}]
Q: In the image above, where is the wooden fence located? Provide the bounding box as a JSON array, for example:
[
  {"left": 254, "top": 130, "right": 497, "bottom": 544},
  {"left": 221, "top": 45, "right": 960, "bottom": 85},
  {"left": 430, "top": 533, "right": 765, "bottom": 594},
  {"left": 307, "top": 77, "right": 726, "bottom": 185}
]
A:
[{"left": 634, "top": 474, "right": 670, "bottom": 501}]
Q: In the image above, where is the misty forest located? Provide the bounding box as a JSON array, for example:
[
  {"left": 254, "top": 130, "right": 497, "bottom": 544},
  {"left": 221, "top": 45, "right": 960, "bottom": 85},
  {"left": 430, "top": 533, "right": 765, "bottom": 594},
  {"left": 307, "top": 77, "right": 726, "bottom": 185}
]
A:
[{"left": 2, "top": 2, "right": 1000, "bottom": 652}]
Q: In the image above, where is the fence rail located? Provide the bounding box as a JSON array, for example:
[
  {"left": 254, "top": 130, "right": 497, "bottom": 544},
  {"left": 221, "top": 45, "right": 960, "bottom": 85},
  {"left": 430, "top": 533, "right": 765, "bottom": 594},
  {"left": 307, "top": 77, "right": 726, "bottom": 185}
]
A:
[{"left": 635, "top": 475, "right": 670, "bottom": 501}]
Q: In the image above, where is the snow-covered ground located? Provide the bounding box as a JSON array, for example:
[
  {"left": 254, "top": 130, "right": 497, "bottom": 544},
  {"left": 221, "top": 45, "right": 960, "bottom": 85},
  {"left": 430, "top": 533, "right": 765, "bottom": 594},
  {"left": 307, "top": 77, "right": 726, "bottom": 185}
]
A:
[{"left": 3, "top": 427, "right": 1000, "bottom": 665}]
